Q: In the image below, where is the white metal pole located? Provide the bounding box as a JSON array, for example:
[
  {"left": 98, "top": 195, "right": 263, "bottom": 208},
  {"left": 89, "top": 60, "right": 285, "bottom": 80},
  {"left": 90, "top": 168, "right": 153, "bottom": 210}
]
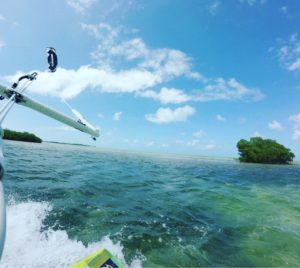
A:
[{"left": 0, "top": 132, "right": 6, "bottom": 259}]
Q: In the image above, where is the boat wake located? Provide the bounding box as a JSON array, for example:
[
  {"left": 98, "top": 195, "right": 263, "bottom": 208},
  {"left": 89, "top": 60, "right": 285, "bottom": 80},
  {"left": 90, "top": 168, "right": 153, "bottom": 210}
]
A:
[{"left": 0, "top": 199, "right": 142, "bottom": 268}]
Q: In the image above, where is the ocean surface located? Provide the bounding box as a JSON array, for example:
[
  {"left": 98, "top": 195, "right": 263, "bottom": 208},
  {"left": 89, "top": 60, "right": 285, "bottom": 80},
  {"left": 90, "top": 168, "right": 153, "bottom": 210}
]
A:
[{"left": 1, "top": 140, "right": 300, "bottom": 267}]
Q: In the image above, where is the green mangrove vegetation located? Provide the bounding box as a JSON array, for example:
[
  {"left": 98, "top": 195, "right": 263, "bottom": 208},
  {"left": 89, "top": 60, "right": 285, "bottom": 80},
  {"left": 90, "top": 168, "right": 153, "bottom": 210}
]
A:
[
  {"left": 3, "top": 129, "right": 42, "bottom": 143},
  {"left": 237, "top": 137, "right": 295, "bottom": 164}
]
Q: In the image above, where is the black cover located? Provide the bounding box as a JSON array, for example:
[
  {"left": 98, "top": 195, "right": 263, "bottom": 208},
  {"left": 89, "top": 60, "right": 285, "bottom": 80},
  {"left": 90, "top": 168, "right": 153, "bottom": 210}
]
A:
[{"left": 47, "top": 48, "right": 58, "bottom": 72}]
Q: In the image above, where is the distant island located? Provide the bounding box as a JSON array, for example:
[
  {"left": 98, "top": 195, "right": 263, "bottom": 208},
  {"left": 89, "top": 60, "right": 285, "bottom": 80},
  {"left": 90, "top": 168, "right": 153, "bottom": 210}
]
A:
[
  {"left": 237, "top": 137, "right": 295, "bottom": 164},
  {"left": 3, "top": 129, "right": 42, "bottom": 143},
  {"left": 45, "top": 141, "right": 92, "bottom": 147}
]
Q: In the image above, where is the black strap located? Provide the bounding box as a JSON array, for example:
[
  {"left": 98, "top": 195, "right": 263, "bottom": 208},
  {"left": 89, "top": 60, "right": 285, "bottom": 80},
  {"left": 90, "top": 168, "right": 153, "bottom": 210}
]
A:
[{"left": 11, "top": 72, "right": 38, "bottom": 89}]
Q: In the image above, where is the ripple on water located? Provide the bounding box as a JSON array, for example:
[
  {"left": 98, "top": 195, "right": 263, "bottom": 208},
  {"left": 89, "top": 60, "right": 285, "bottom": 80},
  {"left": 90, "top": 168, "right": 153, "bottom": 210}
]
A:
[{"left": 2, "top": 141, "right": 300, "bottom": 267}]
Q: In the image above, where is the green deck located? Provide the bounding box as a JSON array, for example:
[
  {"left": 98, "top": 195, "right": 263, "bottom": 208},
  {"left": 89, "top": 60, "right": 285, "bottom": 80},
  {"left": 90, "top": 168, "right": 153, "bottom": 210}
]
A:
[{"left": 70, "top": 248, "right": 124, "bottom": 268}]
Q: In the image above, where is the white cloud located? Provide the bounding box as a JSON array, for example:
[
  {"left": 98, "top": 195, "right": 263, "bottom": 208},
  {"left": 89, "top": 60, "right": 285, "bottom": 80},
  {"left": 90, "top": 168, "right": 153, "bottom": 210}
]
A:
[
  {"left": 137, "top": 87, "right": 190, "bottom": 104},
  {"left": 268, "top": 120, "right": 284, "bottom": 131},
  {"left": 145, "top": 105, "right": 195, "bottom": 124},
  {"left": 82, "top": 0, "right": 140, "bottom": 20},
  {"left": 289, "top": 113, "right": 300, "bottom": 126},
  {"left": 193, "top": 130, "right": 206, "bottom": 138},
  {"left": 205, "top": 141, "right": 216, "bottom": 150},
  {"left": 81, "top": 22, "right": 205, "bottom": 81},
  {"left": 253, "top": 131, "right": 263, "bottom": 137},
  {"left": 276, "top": 33, "right": 300, "bottom": 72},
  {"left": 2, "top": 66, "right": 161, "bottom": 99},
  {"left": 292, "top": 130, "right": 300, "bottom": 140},
  {"left": 0, "top": 40, "right": 6, "bottom": 50},
  {"left": 209, "top": 1, "right": 221, "bottom": 15},
  {"left": 216, "top": 114, "right": 226, "bottom": 121},
  {"left": 0, "top": 14, "right": 6, "bottom": 21},
  {"left": 66, "top": 0, "right": 95, "bottom": 13},
  {"left": 160, "top": 143, "right": 169, "bottom": 148},
  {"left": 177, "top": 138, "right": 216, "bottom": 150},
  {"left": 289, "top": 113, "right": 300, "bottom": 140},
  {"left": 187, "top": 139, "right": 200, "bottom": 147},
  {"left": 288, "top": 59, "right": 300, "bottom": 71},
  {"left": 175, "top": 139, "right": 185, "bottom": 145},
  {"left": 139, "top": 48, "right": 204, "bottom": 81},
  {"left": 109, "top": 38, "right": 149, "bottom": 60},
  {"left": 279, "top": 6, "right": 288, "bottom": 15},
  {"left": 113, "top": 112, "right": 122, "bottom": 121},
  {"left": 195, "top": 78, "right": 264, "bottom": 102},
  {"left": 81, "top": 22, "right": 119, "bottom": 42},
  {"left": 239, "top": 117, "right": 247, "bottom": 124},
  {"left": 97, "top": 113, "right": 104, "bottom": 119},
  {"left": 1, "top": 23, "right": 264, "bottom": 107},
  {"left": 240, "top": 0, "right": 254, "bottom": 6},
  {"left": 138, "top": 78, "right": 264, "bottom": 104},
  {"left": 240, "top": 0, "right": 267, "bottom": 6},
  {"left": 146, "top": 141, "right": 155, "bottom": 147}
]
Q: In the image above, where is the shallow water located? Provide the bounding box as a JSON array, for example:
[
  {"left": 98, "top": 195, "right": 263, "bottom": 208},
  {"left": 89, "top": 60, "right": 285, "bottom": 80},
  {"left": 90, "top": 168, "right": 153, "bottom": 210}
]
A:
[{"left": 1, "top": 141, "right": 300, "bottom": 267}]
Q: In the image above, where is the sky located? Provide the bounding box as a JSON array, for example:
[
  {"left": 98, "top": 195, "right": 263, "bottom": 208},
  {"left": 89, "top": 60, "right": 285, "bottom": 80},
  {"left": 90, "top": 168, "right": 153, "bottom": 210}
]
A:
[{"left": 0, "top": 0, "right": 299, "bottom": 158}]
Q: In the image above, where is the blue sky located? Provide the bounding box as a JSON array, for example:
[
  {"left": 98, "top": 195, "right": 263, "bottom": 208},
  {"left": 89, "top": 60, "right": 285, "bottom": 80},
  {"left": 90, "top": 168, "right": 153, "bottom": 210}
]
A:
[{"left": 0, "top": 0, "right": 300, "bottom": 158}]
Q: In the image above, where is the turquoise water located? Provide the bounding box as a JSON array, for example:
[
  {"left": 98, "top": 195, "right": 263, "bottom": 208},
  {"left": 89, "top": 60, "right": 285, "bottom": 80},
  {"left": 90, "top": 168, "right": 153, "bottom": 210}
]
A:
[{"left": 1, "top": 140, "right": 300, "bottom": 267}]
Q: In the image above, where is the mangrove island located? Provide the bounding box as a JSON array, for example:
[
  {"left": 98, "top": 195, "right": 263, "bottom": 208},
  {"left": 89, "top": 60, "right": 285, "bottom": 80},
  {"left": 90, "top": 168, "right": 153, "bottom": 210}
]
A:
[
  {"left": 237, "top": 137, "right": 295, "bottom": 164},
  {"left": 3, "top": 129, "right": 42, "bottom": 143}
]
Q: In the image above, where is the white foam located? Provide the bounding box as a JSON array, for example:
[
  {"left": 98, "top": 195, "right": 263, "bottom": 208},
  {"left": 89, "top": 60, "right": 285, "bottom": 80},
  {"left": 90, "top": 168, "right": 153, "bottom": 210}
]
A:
[{"left": 0, "top": 199, "right": 143, "bottom": 268}]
